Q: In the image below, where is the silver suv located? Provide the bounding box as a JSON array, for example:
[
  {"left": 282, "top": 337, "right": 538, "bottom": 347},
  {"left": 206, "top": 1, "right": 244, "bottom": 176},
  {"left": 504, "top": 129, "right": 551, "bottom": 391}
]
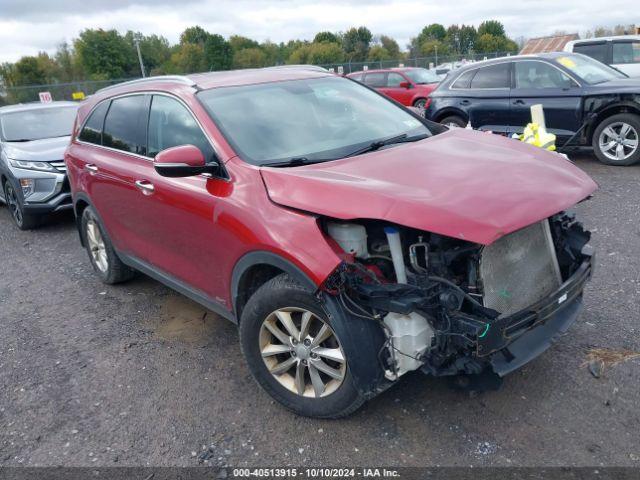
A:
[{"left": 0, "top": 102, "right": 78, "bottom": 229}]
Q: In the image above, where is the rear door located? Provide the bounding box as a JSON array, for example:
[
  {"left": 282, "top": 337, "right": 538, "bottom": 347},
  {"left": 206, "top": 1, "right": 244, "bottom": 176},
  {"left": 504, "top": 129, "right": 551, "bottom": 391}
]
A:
[
  {"left": 84, "top": 94, "right": 154, "bottom": 261},
  {"left": 464, "top": 62, "right": 511, "bottom": 133},
  {"left": 362, "top": 72, "right": 388, "bottom": 97},
  {"left": 510, "top": 60, "right": 583, "bottom": 142},
  {"left": 612, "top": 39, "right": 640, "bottom": 77}
]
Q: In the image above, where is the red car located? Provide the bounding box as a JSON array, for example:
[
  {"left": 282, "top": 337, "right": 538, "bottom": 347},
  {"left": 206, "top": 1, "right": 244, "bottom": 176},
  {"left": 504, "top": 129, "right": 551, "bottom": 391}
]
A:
[
  {"left": 66, "top": 68, "right": 597, "bottom": 418},
  {"left": 347, "top": 67, "right": 440, "bottom": 108}
]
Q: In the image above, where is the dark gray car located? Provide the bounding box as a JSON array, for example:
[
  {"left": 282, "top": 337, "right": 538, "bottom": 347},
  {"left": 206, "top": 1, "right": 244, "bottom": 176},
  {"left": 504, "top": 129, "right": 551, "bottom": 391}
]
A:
[{"left": 0, "top": 101, "right": 78, "bottom": 229}]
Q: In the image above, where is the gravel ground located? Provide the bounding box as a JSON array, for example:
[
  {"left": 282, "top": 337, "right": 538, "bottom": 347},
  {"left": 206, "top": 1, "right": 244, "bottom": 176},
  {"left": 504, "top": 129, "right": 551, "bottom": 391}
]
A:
[{"left": 0, "top": 154, "right": 639, "bottom": 468}]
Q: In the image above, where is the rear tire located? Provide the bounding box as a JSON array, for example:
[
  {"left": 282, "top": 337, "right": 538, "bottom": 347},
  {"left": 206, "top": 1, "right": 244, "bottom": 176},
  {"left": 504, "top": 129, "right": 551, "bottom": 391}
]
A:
[
  {"left": 440, "top": 115, "right": 467, "bottom": 129},
  {"left": 80, "top": 206, "right": 135, "bottom": 284},
  {"left": 592, "top": 113, "right": 640, "bottom": 166},
  {"left": 3, "top": 180, "right": 40, "bottom": 230},
  {"left": 239, "top": 273, "right": 365, "bottom": 418}
]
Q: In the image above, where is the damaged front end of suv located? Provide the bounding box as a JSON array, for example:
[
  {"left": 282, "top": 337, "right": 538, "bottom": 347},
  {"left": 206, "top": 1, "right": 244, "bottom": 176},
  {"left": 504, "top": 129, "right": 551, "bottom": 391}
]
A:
[{"left": 317, "top": 211, "right": 593, "bottom": 394}]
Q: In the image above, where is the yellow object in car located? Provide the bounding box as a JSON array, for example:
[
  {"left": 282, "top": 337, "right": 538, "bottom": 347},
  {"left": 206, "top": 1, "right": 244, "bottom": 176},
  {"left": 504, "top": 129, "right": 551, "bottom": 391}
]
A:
[{"left": 519, "top": 122, "right": 557, "bottom": 151}]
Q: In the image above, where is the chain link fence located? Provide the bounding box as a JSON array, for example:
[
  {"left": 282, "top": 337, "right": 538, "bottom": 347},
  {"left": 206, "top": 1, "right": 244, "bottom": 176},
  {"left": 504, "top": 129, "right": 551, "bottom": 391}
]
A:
[
  {"left": 0, "top": 50, "right": 515, "bottom": 105},
  {"left": 319, "top": 51, "right": 515, "bottom": 74},
  {"left": 0, "top": 77, "right": 140, "bottom": 106}
]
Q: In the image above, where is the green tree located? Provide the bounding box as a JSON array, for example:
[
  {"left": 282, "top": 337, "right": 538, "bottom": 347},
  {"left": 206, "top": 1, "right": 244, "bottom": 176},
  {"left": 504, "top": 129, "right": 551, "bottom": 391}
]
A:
[
  {"left": 229, "top": 35, "right": 260, "bottom": 53},
  {"left": 168, "top": 43, "right": 207, "bottom": 73},
  {"left": 445, "top": 24, "right": 477, "bottom": 54},
  {"left": 419, "top": 23, "right": 447, "bottom": 43},
  {"left": 233, "top": 47, "right": 267, "bottom": 68},
  {"left": 314, "top": 31, "right": 338, "bottom": 44},
  {"left": 54, "top": 42, "right": 85, "bottom": 82},
  {"left": 124, "top": 31, "right": 172, "bottom": 75},
  {"left": 342, "top": 26, "right": 372, "bottom": 62},
  {"left": 379, "top": 35, "right": 401, "bottom": 59},
  {"left": 289, "top": 42, "right": 344, "bottom": 65},
  {"left": 419, "top": 39, "right": 450, "bottom": 57},
  {"left": 180, "top": 26, "right": 210, "bottom": 46},
  {"left": 475, "top": 34, "right": 518, "bottom": 54},
  {"left": 75, "top": 29, "right": 136, "bottom": 79},
  {"left": 478, "top": 20, "right": 506, "bottom": 38},
  {"left": 12, "top": 56, "right": 48, "bottom": 85},
  {"left": 204, "top": 34, "right": 233, "bottom": 70}
]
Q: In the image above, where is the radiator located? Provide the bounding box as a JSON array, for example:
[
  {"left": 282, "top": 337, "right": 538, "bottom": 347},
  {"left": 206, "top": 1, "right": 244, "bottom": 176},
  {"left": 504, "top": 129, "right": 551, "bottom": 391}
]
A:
[{"left": 479, "top": 220, "right": 562, "bottom": 317}]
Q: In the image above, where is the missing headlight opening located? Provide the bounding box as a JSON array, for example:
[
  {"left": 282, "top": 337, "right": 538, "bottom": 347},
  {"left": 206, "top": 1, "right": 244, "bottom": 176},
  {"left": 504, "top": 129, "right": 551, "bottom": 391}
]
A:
[{"left": 322, "top": 213, "right": 593, "bottom": 382}]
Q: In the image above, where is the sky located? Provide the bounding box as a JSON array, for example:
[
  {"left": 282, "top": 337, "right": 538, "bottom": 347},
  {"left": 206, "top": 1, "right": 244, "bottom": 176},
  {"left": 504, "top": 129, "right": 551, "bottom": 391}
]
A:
[{"left": 0, "top": 0, "right": 635, "bottom": 62}]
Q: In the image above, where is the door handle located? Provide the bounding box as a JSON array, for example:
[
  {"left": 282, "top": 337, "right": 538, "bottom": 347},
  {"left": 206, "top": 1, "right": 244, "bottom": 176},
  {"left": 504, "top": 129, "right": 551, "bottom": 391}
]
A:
[
  {"left": 460, "top": 100, "right": 471, "bottom": 106},
  {"left": 135, "top": 180, "right": 155, "bottom": 195},
  {"left": 513, "top": 99, "right": 526, "bottom": 105},
  {"left": 85, "top": 164, "right": 98, "bottom": 174}
]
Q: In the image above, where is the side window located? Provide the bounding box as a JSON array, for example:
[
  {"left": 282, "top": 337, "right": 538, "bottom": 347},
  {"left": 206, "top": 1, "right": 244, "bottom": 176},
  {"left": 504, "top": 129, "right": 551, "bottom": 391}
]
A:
[
  {"left": 515, "top": 61, "right": 574, "bottom": 89},
  {"left": 102, "top": 95, "right": 149, "bottom": 155},
  {"left": 78, "top": 101, "right": 109, "bottom": 145},
  {"left": 363, "top": 73, "right": 386, "bottom": 88},
  {"left": 573, "top": 42, "right": 608, "bottom": 63},
  {"left": 612, "top": 41, "right": 640, "bottom": 64},
  {"left": 451, "top": 70, "right": 475, "bottom": 89},
  {"left": 148, "top": 95, "right": 214, "bottom": 161},
  {"left": 386, "top": 73, "right": 406, "bottom": 87},
  {"left": 470, "top": 63, "right": 510, "bottom": 89}
]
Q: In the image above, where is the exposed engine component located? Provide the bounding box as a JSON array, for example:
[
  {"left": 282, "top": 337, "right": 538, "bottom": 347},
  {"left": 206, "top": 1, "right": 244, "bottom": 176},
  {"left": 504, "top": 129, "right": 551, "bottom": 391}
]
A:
[
  {"left": 384, "top": 226, "right": 407, "bottom": 283},
  {"left": 324, "top": 212, "right": 592, "bottom": 381},
  {"left": 383, "top": 312, "right": 434, "bottom": 380},
  {"left": 327, "top": 222, "right": 369, "bottom": 258}
]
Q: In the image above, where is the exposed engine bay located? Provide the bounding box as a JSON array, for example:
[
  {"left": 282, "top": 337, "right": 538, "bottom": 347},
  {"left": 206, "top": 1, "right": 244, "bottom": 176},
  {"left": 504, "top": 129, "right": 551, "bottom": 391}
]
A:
[{"left": 321, "top": 212, "right": 593, "bottom": 381}]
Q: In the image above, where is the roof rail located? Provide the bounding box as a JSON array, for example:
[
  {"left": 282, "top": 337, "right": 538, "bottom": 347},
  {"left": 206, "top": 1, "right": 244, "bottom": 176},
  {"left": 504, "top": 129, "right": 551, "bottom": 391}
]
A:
[{"left": 96, "top": 75, "right": 196, "bottom": 94}]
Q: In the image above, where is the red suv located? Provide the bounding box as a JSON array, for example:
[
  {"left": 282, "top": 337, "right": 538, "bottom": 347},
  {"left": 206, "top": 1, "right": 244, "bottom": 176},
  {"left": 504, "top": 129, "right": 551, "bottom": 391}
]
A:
[
  {"left": 347, "top": 67, "right": 440, "bottom": 108},
  {"left": 66, "top": 69, "right": 597, "bottom": 418}
]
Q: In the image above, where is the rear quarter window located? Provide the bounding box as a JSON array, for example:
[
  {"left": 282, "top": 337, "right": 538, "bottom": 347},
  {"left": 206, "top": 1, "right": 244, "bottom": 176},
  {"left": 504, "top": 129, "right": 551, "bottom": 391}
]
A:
[
  {"left": 451, "top": 70, "right": 475, "bottom": 89},
  {"left": 573, "top": 42, "right": 608, "bottom": 63},
  {"left": 78, "top": 101, "right": 109, "bottom": 145}
]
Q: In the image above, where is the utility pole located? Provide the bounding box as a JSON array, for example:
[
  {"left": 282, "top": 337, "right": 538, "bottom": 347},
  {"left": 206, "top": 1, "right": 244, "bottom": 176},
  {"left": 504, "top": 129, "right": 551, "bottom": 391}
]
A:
[{"left": 134, "top": 35, "right": 146, "bottom": 78}]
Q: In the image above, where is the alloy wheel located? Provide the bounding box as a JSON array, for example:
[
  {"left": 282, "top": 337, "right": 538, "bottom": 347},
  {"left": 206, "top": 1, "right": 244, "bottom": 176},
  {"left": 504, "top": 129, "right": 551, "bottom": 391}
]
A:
[
  {"left": 5, "top": 183, "right": 23, "bottom": 227},
  {"left": 86, "top": 219, "right": 108, "bottom": 272},
  {"left": 259, "top": 307, "right": 346, "bottom": 398},
  {"left": 598, "top": 122, "right": 639, "bottom": 162}
]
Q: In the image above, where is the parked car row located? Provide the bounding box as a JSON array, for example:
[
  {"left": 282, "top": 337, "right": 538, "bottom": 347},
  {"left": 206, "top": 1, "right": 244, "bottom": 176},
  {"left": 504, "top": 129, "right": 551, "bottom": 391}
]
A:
[
  {"left": 1, "top": 66, "right": 597, "bottom": 419},
  {"left": 422, "top": 52, "right": 640, "bottom": 165}
]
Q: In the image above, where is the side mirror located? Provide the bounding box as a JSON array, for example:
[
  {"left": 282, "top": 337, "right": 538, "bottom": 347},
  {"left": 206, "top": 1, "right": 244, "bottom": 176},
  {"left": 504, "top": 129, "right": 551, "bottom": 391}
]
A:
[
  {"left": 399, "top": 81, "right": 412, "bottom": 89},
  {"left": 154, "top": 144, "right": 219, "bottom": 178}
]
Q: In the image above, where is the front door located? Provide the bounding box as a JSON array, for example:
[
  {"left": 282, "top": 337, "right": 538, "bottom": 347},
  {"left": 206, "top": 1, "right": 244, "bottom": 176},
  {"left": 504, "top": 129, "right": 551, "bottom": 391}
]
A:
[
  {"left": 380, "top": 72, "right": 414, "bottom": 105},
  {"left": 510, "top": 60, "right": 583, "bottom": 143},
  {"left": 137, "top": 94, "right": 228, "bottom": 302}
]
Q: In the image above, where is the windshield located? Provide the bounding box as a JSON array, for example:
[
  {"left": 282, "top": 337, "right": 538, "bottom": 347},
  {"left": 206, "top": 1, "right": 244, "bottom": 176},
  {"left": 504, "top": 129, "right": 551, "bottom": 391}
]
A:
[
  {"left": 555, "top": 54, "right": 627, "bottom": 84},
  {"left": 403, "top": 68, "right": 440, "bottom": 84},
  {"left": 0, "top": 106, "right": 78, "bottom": 142},
  {"left": 197, "top": 76, "right": 431, "bottom": 165}
]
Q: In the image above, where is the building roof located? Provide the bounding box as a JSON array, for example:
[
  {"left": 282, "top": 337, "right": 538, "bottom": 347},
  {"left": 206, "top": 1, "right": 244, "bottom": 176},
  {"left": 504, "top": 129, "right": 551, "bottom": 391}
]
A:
[{"left": 520, "top": 34, "right": 580, "bottom": 54}]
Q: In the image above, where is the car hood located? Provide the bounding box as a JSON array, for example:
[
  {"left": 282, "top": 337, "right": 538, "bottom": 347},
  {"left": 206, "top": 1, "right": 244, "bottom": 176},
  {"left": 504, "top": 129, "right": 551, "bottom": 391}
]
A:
[
  {"left": 584, "top": 77, "right": 640, "bottom": 94},
  {"left": 260, "top": 129, "right": 597, "bottom": 245},
  {"left": 2, "top": 136, "right": 70, "bottom": 161}
]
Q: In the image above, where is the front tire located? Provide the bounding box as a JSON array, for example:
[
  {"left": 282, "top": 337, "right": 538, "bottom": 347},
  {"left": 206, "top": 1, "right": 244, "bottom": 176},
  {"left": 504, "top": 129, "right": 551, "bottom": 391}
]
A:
[
  {"left": 3, "top": 180, "right": 39, "bottom": 230},
  {"left": 80, "top": 206, "right": 135, "bottom": 284},
  {"left": 239, "top": 274, "right": 365, "bottom": 418},
  {"left": 413, "top": 98, "right": 427, "bottom": 109},
  {"left": 592, "top": 113, "right": 640, "bottom": 166}
]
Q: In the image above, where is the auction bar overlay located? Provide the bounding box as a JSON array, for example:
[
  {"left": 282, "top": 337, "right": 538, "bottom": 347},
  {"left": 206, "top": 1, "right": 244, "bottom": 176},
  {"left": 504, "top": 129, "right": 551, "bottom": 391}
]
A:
[{"left": 1, "top": 467, "right": 639, "bottom": 480}]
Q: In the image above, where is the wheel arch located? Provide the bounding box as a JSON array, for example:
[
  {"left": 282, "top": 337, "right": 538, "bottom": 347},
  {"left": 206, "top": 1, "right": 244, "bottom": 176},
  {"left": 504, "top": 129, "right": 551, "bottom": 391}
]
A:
[
  {"left": 231, "top": 251, "right": 318, "bottom": 320},
  {"left": 587, "top": 102, "right": 640, "bottom": 143},
  {"left": 433, "top": 107, "right": 468, "bottom": 124},
  {"left": 73, "top": 193, "right": 93, "bottom": 246}
]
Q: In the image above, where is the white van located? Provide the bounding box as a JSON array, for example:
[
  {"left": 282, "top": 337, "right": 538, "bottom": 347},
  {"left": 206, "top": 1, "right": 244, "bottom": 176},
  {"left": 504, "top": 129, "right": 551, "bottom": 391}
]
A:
[{"left": 564, "top": 36, "right": 640, "bottom": 77}]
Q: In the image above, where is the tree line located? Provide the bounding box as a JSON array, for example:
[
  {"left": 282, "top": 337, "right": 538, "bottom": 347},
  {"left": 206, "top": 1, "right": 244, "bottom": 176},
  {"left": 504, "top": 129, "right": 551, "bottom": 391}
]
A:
[{"left": 0, "top": 21, "right": 518, "bottom": 89}]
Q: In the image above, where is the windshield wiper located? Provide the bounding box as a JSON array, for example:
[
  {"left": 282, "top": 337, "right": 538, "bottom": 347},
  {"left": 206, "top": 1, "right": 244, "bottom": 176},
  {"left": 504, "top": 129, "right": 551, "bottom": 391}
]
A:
[
  {"left": 344, "top": 133, "right": 429, "bottom": 158},
  {"left": 264, "top": 156, "right": 333, "bottom": 168},
  {"left": 7, "top": 139, "right": 34, "bottom": 142}
]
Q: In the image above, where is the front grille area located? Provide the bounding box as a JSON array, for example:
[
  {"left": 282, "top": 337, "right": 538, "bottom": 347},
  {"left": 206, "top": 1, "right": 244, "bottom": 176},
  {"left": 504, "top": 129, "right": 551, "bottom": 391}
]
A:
[
  {"left": 50, "top": 161, "right": 67, "bottom": 173},
  {"left": 480, "top": 220, "right": 562, "bottom": 317}
]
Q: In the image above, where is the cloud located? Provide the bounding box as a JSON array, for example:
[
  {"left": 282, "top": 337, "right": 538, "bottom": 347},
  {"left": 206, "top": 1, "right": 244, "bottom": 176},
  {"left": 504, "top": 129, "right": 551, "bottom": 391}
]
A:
[{"left": 0, "top": 0, "right": 636, "bottom": 62}]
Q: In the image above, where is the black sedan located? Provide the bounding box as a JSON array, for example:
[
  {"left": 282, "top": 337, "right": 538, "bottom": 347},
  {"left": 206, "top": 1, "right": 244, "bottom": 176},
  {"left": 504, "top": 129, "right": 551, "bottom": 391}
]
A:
[{"left": 424, "top": 52, "right": 640, "bottom": 165}]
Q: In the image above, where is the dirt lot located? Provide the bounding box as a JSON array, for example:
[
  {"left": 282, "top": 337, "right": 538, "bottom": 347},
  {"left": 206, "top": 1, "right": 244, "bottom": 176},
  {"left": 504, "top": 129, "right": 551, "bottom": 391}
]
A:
[{"left": 1, "top": 154, "right": 639, "bottom": 467}]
